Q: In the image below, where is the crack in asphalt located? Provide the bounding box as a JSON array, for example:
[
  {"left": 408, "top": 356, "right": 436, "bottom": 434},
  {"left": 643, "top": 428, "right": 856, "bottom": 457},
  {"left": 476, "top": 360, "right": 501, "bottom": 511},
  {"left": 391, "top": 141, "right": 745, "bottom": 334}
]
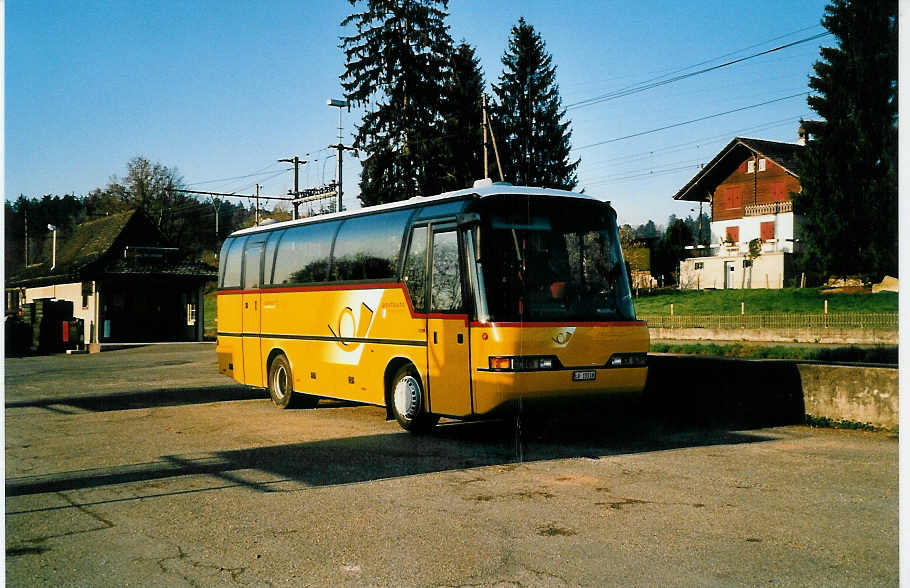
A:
[{"left": 156, "top": 545, "right": 251, "bottom": 586}]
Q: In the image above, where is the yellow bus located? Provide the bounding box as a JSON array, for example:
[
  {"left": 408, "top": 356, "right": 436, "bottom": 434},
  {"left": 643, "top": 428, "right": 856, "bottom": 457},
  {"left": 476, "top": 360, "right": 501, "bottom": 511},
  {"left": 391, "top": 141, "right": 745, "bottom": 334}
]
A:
[{"left": 216, "top": 182, "right": 648, "bottom": 432}]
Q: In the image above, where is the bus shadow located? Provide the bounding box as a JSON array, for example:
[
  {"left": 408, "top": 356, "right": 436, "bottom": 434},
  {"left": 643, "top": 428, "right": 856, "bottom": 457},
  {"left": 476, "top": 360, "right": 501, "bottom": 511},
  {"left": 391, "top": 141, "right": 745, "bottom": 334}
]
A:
[
  {"left": 7, "top": 355, "right": 808, "bottom": 499},
  {"left": 5, "top": 385, "right": 265, "bottom": 413},
  {"left": 7, "top": 410, "right": 777, "bottom": 500}
]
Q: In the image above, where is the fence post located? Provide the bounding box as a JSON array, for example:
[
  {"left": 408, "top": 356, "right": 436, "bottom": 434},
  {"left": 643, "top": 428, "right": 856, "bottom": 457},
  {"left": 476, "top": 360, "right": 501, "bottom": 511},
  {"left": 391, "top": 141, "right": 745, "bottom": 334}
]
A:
[{"left": 824, "top": 299, "right": 828, "bottom": 329}]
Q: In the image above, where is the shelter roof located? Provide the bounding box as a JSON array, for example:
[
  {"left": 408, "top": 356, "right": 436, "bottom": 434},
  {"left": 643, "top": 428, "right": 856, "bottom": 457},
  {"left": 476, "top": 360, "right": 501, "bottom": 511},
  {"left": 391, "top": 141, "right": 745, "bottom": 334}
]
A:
[{"left": 7, "top": 210, "right": 215, "bottom": 287}]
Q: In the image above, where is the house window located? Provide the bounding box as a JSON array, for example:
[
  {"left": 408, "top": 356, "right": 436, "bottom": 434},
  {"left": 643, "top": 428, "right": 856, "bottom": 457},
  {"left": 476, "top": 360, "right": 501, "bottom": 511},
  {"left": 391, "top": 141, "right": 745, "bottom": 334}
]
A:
[
  {"left": 758, "top": 158, "right": 767, "bottom": 172},
  {"left": 694, "top": 262, "right": 704, "bottom": 270},
  {"left": 726, "top": 186, "right": 742, "bottom": 209},
  {"left": 726, "top": 226, "right": 740, "bottom": 244},
  {"left": 714, "top": 191, "right": 726, "bottom": 209},
  {"left": 747, "top": 160, "right": 755, "bottom": 174},
  {"left": 771, "top": 182, "right": 786, "bottom": 201},
  {"left": 760, "top": 221, "right": 775, "bottom": 241}
]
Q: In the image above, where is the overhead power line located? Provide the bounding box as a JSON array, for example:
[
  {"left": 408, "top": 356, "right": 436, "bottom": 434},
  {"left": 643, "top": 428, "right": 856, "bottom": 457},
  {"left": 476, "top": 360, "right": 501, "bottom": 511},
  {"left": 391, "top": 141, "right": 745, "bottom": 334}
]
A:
[
  {"left": 581, "top": 116, "right": 801, "bottom": 171},
  {"left": 583, "top": 163, "right": 702, "bottom": 187},
  {"left": 185, "top": 167, "right": 289, "bottom": 188},
  {"left": 171, "top": 188, "right": 294, "bottom": 201},
  {"left": 574, "top": 91, "right": 809, "bottom": 151},
  {"left": 566, "top": 32, "right": 829, "bottom": 110}
]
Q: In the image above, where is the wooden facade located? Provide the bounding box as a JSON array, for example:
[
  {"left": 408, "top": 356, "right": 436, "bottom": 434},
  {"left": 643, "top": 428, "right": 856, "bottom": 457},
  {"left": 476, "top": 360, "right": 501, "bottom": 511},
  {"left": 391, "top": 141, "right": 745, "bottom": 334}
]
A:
[{"left": 711, "top": 154, "right": 801, "bottom": 223}]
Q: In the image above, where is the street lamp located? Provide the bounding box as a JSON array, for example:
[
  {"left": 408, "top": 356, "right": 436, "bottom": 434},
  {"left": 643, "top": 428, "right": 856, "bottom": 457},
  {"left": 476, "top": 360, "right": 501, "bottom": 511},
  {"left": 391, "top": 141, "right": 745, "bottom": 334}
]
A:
[
  {"left": 327, "top": 98, "right": 349, "bottom": 213},
  {"left": 47, "top": 224, "right": 57, "bottom": 270}
]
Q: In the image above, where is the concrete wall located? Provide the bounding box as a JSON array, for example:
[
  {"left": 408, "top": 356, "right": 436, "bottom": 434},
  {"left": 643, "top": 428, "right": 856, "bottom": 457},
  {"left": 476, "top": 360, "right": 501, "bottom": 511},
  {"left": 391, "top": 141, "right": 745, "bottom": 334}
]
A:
[
  {"left": 649, "top": 327, "right": 899, "bottom": 345},
  {"left": 798, "top": 364, "right": 898, "bottom": 428},
  {"left": 644, "top": 354, "right": 898, "bottom": 430}
]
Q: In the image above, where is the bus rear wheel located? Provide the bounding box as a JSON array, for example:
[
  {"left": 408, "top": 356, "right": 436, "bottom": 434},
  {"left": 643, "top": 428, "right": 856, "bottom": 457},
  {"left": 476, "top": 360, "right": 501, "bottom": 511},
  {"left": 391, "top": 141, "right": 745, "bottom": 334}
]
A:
[
  {"left": 268, "top": 354, "right": 318, "bottom": 409},
  {"left": 390, "top": 364, "right": 438, "bottom": 433}
]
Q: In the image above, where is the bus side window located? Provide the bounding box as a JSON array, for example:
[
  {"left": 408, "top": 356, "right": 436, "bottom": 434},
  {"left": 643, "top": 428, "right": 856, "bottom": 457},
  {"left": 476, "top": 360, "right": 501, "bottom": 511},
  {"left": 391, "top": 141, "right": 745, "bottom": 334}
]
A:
[
  {"left": 263, "top": 229, "right": 282, "bottom": 286},
  {"left": 218, "top": 238, "right": 233, "bottom": 287},
  {"left": 242, "top": 241, "right": 264, "bottom": 290},
  {"left": 272, "top": 223, "right": 336, "bottom": 285},
  {"left": 331, "top": 210, "right": 411, "bottom": 281},
  {"left": 221, "top": 237, "right": 245, "bottom": 288},
  {"left": 430, "top": 230, "right": 463, "bottom": 312},
  {"left": 403, "top": 226, "right": 428, "bottom": 313}
]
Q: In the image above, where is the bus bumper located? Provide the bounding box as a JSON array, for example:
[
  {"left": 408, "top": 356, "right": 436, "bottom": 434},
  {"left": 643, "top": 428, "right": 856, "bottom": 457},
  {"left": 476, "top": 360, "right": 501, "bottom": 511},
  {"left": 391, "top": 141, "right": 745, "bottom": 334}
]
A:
[{"left": 471, "top": 367, "right": 648, "bottom": 416}]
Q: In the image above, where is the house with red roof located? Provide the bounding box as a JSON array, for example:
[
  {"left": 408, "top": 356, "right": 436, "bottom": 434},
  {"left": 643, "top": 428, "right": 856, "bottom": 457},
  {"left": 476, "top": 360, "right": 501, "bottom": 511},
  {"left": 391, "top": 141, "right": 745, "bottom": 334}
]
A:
[{"left": 672, "top": 128, "right": 807, "bottom": 289}]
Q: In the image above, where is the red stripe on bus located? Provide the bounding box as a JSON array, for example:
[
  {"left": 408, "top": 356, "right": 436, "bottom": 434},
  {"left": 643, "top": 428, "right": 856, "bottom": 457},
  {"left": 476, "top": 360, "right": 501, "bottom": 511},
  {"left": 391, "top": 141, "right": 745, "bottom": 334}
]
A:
[{"left": 469, "top": 321, "right": 647, "bottom": 328}]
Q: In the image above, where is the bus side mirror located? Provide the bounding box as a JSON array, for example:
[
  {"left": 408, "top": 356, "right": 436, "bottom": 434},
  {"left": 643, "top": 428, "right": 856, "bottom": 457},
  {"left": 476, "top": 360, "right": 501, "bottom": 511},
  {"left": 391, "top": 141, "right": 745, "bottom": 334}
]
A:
[{"left": 456, "top": 213, "right": 480, "bottom": 226}]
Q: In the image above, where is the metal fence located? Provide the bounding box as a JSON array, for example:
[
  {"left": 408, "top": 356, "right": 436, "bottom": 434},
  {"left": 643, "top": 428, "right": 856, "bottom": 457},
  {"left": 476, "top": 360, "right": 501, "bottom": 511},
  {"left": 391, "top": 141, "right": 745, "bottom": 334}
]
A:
[{"left": 639, "top": 313, "right": 899, "bottom": 330}]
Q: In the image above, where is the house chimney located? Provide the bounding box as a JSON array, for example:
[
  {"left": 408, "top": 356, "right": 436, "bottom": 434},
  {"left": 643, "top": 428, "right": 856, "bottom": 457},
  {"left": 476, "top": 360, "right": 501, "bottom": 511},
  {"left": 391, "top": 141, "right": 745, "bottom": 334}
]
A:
[{"left": 797, "top": 124, "right": 808, "bottom": 146}]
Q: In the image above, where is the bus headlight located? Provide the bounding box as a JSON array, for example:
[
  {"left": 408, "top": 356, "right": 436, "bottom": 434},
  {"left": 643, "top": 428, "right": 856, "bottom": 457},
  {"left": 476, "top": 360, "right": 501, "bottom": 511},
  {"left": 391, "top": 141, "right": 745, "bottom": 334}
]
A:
[
  {"left": 488, "top": 355, "right": 560, "bottom": 372},
  {"left": 607, "top": 353, "right": 648, "bottom": 368}
]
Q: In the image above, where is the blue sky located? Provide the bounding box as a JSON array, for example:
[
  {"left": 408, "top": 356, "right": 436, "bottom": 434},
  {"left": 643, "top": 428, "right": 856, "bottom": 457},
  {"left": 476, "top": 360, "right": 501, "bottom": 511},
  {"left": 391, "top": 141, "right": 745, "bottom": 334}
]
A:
[{"left": 5, "top": 0, "right": 830, "bottom": 227}]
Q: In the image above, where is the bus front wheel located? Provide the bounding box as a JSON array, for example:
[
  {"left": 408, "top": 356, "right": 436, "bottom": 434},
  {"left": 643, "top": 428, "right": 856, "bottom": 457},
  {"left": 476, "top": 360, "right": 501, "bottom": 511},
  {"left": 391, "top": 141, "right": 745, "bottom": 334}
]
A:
[
  {"left": 268, "top": 354, "right": 318, "bottom": 409},
  {"left": 390, "top": 365, "right": 438, "bottom": 433}
]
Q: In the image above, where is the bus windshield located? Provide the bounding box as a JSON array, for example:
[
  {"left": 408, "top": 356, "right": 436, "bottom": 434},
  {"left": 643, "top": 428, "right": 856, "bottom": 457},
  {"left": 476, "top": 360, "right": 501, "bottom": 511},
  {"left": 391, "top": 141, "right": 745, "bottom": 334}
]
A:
[{"left": 477, "top": 196, "right": 635, "bottom": 323}]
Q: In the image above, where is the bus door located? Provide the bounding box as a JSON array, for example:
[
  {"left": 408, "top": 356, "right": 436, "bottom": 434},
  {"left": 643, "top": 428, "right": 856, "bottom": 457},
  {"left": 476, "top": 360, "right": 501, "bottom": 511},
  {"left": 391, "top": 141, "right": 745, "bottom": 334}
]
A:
[
  {"left": 425, "top": 226, "right": 472, "bottom": 417},
  {"left": 241, "top": 239, "right": 265, "bottom": 387}
]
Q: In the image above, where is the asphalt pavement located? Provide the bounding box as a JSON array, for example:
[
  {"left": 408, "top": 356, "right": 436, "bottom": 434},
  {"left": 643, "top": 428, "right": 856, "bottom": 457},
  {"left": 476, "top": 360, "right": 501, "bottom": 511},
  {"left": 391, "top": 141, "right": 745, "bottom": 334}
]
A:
[{"left": 5, "top": 344, "right": 899, "bottom": 586}]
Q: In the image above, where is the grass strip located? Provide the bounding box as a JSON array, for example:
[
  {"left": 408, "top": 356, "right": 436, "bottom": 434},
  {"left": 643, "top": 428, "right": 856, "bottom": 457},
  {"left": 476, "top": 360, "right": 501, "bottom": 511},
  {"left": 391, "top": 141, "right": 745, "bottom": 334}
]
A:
[
  {"left": 804, "top": 414, "right": 882, "bottom": 431},
  {"left": 650, "top": 342, "right": 898, "bottom": 364},
  {"left": 633, "top": 287, "right": 898, "bottom": 315}
]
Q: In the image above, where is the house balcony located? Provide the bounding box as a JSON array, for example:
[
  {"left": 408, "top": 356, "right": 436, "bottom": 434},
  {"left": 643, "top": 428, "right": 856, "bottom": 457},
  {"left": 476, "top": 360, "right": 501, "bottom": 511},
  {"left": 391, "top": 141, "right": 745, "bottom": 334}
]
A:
[
  {"left": 686, "top": 238, "right": 792, "bottom": 258},
  {"left": 743, "top": 201, "right": 792, "bottom": 217}
]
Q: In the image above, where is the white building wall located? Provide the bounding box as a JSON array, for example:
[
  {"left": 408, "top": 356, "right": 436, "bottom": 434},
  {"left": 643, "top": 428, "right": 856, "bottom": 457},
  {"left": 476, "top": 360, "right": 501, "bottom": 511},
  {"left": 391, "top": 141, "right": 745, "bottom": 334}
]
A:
[
  {"left": 710, "top": 212, "right": 796, "bottom": 254},
  {"left": 680, "top": 252, "right": 788, "bottom": 290},
  {"left": 24, "top": 281, "right": 100, "bottom": 343}
]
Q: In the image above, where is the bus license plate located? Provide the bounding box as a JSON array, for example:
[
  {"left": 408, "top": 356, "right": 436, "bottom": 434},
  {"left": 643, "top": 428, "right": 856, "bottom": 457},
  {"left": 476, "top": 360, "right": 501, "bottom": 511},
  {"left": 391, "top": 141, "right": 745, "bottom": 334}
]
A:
[{"left": 573, "top": 370, "right": 596, "bottom": 382}]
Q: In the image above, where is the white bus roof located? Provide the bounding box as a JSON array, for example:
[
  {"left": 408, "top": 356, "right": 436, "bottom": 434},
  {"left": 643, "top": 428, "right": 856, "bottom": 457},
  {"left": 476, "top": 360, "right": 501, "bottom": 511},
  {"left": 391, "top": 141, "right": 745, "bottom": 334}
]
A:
[{"left": 231, "top": 184, "right": 602, "bottom": 237}]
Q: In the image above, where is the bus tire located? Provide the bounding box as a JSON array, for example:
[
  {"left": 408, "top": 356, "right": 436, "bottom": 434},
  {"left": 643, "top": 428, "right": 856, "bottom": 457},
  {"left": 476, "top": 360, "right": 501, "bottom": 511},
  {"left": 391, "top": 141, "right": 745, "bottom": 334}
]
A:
[
  {"left": 390, "top": 364, "right": 438, "bottom": 433},
  {"left": 268, "top": 354, "right": 318, "bottom": 409}
]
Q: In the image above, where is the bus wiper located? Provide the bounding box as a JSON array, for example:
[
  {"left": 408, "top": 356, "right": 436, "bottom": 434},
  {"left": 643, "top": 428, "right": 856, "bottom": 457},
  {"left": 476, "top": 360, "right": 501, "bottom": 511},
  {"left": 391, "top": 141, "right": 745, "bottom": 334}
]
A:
[{"left": 511, "top": 229, "right": 522, "bottom": 263}]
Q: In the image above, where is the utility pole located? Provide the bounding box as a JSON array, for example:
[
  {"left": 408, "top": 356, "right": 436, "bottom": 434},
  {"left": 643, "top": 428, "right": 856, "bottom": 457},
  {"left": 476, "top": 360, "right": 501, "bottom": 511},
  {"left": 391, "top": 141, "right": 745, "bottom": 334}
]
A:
[
  {"left": 47, "top": 224, "right": 57, "bottom": 271},
  {"left": 24, "top": 199, "right": 28, "bottom": 266},
  {"left": 486, "top": 94, "right": 505, "bottom": 182},
  {"left": 210, "top": 196, "right": 222, "bottom": 237},
  {"left": 255, "top": 184, "right": 260, "bottom": 226},
  {"left": 278, "top": 156, "right": 305, "bottom": 219},
  {"left": 482, "top": 94, "right": 489, "bottom": 179},
  {"left": 328, "top": 98, "right": 355, "bottom": 213}
]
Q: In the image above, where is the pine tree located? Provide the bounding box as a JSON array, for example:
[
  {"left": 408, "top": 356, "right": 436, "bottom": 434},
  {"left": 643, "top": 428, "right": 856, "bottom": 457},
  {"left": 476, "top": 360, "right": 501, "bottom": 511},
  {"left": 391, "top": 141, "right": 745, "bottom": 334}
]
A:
[
  {"left": 795, "top": 0, "right": 897, "bottom": 280},
  {"left": 438, "top": 41, "right": 485, "bottom": 190},
  {"left": 492, "top": 18, "right": 578, "bottom": 189},
  {"left": 340, "top": 0, "right": 455, "bottom": 206}
]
